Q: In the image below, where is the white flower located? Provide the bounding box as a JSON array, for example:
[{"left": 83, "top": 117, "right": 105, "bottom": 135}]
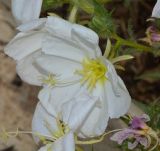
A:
[
  {"left": 32, "top": 93, "right": 98, "bottom": 151},
  {"left": 4, "top": 18, "right": 46, "bottom": 85},
  {"left": 4, "top": 16, "right": 131, "bottom": 137},
  {"left": 11, "top": 0, "right": 43, "bottom": 24},
  {"left": 152, "top": 0, "right": 160, "bottom": 18}
]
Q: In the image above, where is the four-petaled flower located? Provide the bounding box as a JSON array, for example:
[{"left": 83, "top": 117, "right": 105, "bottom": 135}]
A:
[{"left": 4, "top": 16, "right": 131, "bottom": 137}]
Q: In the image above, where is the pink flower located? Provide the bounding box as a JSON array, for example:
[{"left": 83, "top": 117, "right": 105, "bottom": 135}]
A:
[{"left": 110, "top": 114, "right": 159, "bottom": 150}]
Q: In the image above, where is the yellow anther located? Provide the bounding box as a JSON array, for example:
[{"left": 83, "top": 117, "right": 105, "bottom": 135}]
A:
[{"left": 76, "top": 58, "right": 108, "bottom": 91}]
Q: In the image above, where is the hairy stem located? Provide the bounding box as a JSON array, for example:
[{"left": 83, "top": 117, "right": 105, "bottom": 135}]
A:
[{"left": 112, "top": 34, "right": 152, "bottom": 53}]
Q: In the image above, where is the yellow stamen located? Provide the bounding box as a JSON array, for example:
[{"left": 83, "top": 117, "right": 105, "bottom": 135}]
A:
[
  {"left": 76, "top": 58, "right": 108, "bottom": 91},
  {"left": 44, "top": 117, "right": 70, "bottom": 141},
  {"left": 41, "top": 74, "right": 57, "bottom": 87}
]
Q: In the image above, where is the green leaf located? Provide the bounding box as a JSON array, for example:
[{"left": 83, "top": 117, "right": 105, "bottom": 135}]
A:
[
  {"left": 71, "top": 0, "right": 116, "bottom": 37},
  {"left": 89, "top": 0, "right": 116, "bottom": 37}
]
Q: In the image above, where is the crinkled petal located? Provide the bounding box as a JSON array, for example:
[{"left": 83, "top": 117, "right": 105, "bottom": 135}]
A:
[
  {"left": 35, "top": 55, "right": 81, "bottom": 80},
  {"left": 11, "top": 0, "right": 43, "bottom": 24},
  {"left": 32, "top": 102, "right": 58, "bottom": 144},
  {"left": 38, "top": 84, "right": 81, "bottom": 117},
  {"left": 17, "top": 18, "right": 46, "bottom": 32},
  {"left": 104, "top": 59, "right": 131, "bottom": 118},
  {"left": 42, "top": 34, "right": 87, "bottom": 62},
  {"left": 78, "top": 84, "right": 109, "bottom": 137},
  {"left": 62, "top": 92, "right": 98, "bottom": 131},
  {"left": 60, "top": 132, "right": 75, "bottom": 151},
  {"left": 71, "top": 24, "right": 102, "bottom": 57},
  {"left": 38, "top": 87, "right": 57, "bottom": 116},
  {"left": 43, "top": 16, "right": 101, "bottom": 61},
  {"left": 72, "top": 24, "right": 99, "bottom": 47},
  {"left": 105, "top": 77, "right": 131, "bottom": 118},
  {"left": 152, "top": 0, "right": 160, "bottom": 18},
  {"left": 4, "top": 31, "right": 44, "bottom": 61},
  {"left": 105, "top": 58, "right": 123, "bottom": 95},
  {"left": 16, "top": 51, "right": 44, "bottom": 86},
  {"left": 45, "top": 16, "right": 72, "bottom": 39},
  {"left": 110, "top": 129, "right": 134, "bottom": 145}
]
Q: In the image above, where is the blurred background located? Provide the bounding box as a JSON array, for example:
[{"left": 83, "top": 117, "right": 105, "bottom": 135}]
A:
[{"left": 0, "top": 0, "right": 159, "bottom": 151}]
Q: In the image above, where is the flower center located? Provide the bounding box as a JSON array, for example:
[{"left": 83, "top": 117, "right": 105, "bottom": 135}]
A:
[
  {"left": 76, "top": 58, "right": 108, "bottom": 91},
  {"left": 41, "top": 74, "right": 58, "bottom": 87},
  {"left": 44, "top": 118, "right": 70, "bottom": 141}
]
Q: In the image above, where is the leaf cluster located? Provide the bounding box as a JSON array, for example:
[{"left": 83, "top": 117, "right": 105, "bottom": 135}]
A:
[{"left": 42, "top": 0, "right": 116, "bottom": 37}]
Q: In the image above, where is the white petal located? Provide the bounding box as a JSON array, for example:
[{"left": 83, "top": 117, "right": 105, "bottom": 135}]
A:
[
  {"left": 45, "top": 16, "right": 72, "bottom": 39},
  {"left": 62, "top": 92, "right": 98, "bottom": 131},
  {"left": 35, "top": 55, "right": 81, "bottom": 80},
  {"left": 42, "top": 34, "right": 87, "bottom": 62},
  {"left": 4, "top": 31, "right": 44, "bottom": 61},
  {"left": 11, "top": 0, "right": 43, "bottom": 24},
  {"left": 72, "top": 24, "right": 99, "bottom": 46},
  {"left": 16, "top": 51, "right": 43, "bottom": 86},
  {"left": 17, "top": 18, "right": 46, "bottom": 32},
  {"left": 57, "top": 132, "right": 75, "bottom": 151},
  {"left": 71, "top": 24, "right": 102, "bottom": 57},
  {"left": 105, "top": 77, "right": 131, "bottom": 118},
  {"left": 38, "top": 84, "right": 81, "bottom": 117},
  {"left": 104, "top": 58, "right": 131, "bottom": 118},
  {"left": 43, "top": 17, "right": 101, "bottom": 61},
  {"left": 152, "top": 0, "right": 160, "bottom": 18},
  {"left": 32, "top": 102, "right": 58, "bottom": 144},
  {"left": 105, "top": 59, "right": 120, "bottom": 95},
  {"left": 38, "top": 87, "right": 57, "bottom": 116},
  {"left": 78, "top": 85, "right": 109, "bottom": 137}
]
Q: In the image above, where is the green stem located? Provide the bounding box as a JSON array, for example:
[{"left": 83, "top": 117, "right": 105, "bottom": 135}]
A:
[
  {"left": 110, "top": 40, "right": 121, "bottom": 58},
  {"left": 112, "top": 34, "right": 152, "bottom": 53},
  {"left": 68, "top": 5, "right": 78, "bottom": 23}
]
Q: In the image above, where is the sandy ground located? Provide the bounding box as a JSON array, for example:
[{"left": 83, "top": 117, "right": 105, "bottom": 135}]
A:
[{"left": 0, "top": 1, "right": 38, "bottom": 150}]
